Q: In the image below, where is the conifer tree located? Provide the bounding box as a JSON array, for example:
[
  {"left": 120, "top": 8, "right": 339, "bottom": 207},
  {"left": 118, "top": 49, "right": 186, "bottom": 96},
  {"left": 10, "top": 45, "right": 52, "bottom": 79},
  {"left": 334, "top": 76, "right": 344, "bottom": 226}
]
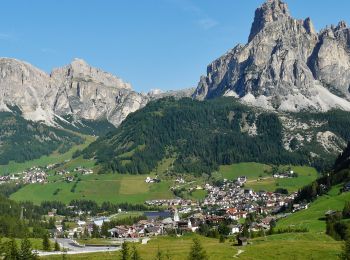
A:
[
  {"left": 120, "top": 242, "right": 130, "bottom": 260},
  {"left": 131, "top": 244, "right": 141, "bottom": 260},
  {"left": 5, "top": 238, "right": 19, "bottom": 260},
  {"left": 19, "top": 237, "right": 37, "bottom": 260},
  {"left": 54, "top": 240, "right": 60, "bottom": 252},
  {"left": 42, "top": 233, "right": 51, "bottom": 252},
  {"left": 187, "top": 238, "right": 208, "bottom": 260}
]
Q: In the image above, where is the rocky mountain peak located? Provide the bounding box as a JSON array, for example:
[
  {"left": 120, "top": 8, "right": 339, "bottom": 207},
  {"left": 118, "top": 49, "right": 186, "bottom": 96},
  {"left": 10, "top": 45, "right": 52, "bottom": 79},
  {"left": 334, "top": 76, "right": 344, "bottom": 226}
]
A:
[
  {"left": 337, "top": 21, "right": 348, "bottom": 29},
  {"left": 194, "top": 0, "right": 350, "bottom": 113},
  {"left": 249, "top": 0, "right": 290, "bottom": 42},
  {"left": 56, "top": 58, "right": 132, "bottom": 90}
]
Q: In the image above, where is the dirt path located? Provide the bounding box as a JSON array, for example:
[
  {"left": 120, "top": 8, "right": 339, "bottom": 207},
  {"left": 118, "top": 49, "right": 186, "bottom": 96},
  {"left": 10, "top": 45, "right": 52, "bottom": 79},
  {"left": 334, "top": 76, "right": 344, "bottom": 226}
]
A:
[{"left": 234, "top": 249, "right": 244, "bottom": 258}]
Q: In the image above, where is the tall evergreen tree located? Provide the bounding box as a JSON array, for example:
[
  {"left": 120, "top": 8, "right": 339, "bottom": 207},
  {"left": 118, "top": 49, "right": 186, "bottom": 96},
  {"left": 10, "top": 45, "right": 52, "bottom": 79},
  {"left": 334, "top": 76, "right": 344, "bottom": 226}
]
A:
[
  {"left": 120, "top": 242, "right": 130, "bottom": 260},
  {"left": 187, "top": 238, "right": 208, "bottom": 260},
  {"left": 101, "top": 222, "right": 110, "bottom": 237},
  {"left": 131, "top": 244, "right": 141, "bottom": 260},
  {"left": 54, "top": 240, "right": 60, "bottom": 252},
  {"left": 5, "top": 238, "right": 19, "bottom": 260},
  {"left": 19, "top": 237, "right": 37, "bottom": 260},
  {"left": 42, "top": 234, "right": 51, "bottom": 252},
  {"left": 91, "top": 224, "right": 100, "bottom": 238}
]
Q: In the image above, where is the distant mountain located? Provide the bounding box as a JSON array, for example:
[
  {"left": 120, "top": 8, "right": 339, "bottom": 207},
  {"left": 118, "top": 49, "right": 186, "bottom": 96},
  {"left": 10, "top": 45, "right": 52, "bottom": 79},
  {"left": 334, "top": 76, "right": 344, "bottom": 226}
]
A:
[
  {"left": 0, "top": 58, "right": 193, "bottom": 127},
  {"left": 0, "top": 58, "right": 194, "bottom": 165},
  {"left": 193, "top": 0, "right": 350, "bottom": 112},
  {"left": 82, "top": 97, "right": 350, "bottom": 175}
]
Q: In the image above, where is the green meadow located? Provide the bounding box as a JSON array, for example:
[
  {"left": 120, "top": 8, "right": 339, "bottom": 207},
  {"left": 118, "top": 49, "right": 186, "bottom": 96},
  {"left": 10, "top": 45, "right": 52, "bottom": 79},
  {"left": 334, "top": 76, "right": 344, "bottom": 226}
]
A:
[
  {"left": 277, "top": 185, "right": 350, "bottom": 232},
  {"left": 10, "top": 173, "right": 174, "bottom": 205}
]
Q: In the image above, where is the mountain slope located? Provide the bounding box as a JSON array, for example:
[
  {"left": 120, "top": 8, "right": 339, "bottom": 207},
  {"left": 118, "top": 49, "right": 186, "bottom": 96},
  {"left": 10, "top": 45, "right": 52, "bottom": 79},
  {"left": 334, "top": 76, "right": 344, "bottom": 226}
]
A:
[
  {"left": 193, "top": 0, "right": 350, "bottom": 112},
  {"left": 0, "top": 108, "right": 84, "bottom": 165},
  {"left": 82, "top": 97, "right": 350, "bottom": 175}
]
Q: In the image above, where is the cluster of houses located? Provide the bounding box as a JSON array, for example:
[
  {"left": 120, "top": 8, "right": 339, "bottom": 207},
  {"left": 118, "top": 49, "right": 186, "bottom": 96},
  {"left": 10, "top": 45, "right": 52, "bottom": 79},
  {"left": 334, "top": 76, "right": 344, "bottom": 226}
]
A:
[
  {"left": 22, "top": 168, "right": 48, "bottom": 184},
  {"left": 273, "top": 170, "right": 297, "bottom": 179},
  {"left": 74, "top": 167, "right": 93, "bottom": 175},
  {"left": 200, "top": 178, "right": 299, "bottom": 227},
  {"left": 145, "top": 176, "right": 161, "bottom": 184},
  {"left": 0, "top": 167, "right": 48, "bottom": 185},
  {"left": 145, "top": 199, "right": 195, "bottom": 207}
]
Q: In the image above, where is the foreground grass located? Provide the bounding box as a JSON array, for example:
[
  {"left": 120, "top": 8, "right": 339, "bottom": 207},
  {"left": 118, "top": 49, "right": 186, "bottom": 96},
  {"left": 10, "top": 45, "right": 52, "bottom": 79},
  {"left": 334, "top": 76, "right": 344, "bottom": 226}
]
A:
[
  {"left": 240, "top": 233, "right": 341, "bottom": 260},
  {"left": 11, "top": 173, "right": 174, "bottom": 205},
  {"left": 41, "top": 232, "right": 342, "bottom": 260}
]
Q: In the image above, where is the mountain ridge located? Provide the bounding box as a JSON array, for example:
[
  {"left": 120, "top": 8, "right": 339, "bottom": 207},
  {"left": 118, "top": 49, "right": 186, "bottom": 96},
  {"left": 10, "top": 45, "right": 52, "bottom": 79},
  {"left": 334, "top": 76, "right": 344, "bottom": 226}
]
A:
[{"left": 0, "top": 57, "right": 193, "bottom": 127}]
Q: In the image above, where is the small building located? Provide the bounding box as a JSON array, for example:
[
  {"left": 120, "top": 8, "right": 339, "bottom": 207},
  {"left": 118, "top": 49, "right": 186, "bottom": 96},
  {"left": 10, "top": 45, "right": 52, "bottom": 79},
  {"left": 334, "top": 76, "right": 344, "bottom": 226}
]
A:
[{"left": 238, "top": 237, "right": 248, "bottom": 246}]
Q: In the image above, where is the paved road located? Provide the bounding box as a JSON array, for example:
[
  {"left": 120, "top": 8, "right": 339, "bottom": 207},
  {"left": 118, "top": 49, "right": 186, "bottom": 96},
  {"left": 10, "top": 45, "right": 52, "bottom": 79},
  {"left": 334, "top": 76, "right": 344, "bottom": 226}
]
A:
[{"left": 36, "top": 238, "right": 120, "bottom": 256}]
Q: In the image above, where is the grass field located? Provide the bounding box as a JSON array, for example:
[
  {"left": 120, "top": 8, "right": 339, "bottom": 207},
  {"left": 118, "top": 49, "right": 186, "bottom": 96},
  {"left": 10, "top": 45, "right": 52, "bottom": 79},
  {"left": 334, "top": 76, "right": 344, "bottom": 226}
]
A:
[
  {"left": 41, "top": 233, "right": 342, "bottom": 260},
  {"left": 219, "top": 162, "right": 272, "bottom": 180},
  {"left": 1, "top": 237, "right": 44, "bottom": 251},
  {"left": 0, "top": 135, "right": 96, "bottom": 175},
  {"left": 11, "top": 173, "right": 175, "bottom": 205},
  {"left": 218, "top": 163, "right": 318, "bottom": 193},
  {"left": 277, "top": 185, "right": 350, "bottom": 232}
]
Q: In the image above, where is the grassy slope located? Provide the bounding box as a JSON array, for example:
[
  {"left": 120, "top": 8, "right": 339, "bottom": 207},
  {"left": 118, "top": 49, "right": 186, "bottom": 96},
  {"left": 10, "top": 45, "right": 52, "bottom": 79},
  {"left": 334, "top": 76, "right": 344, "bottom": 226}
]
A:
[
  {"left": 277, "top": 185, "right": 350, "bottom": 232},
  {"left": 11, "top": 173, "right": 174, "bottom": 205},
  {"left": 219, "top": 163, "right": 318, "bottom": 193}
]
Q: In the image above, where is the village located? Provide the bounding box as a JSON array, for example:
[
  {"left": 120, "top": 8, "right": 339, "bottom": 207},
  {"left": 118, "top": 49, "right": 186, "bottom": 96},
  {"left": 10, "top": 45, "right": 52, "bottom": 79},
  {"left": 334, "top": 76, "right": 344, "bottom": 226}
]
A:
[
  {"left": 40, "top": 173, "right": 309, "bottom": 245},
  {"left": 0, "top": 164, "right": 93, "bottom": 185},
  {"left": 0, "top": 163, "right": 309, "bottom": 246}
]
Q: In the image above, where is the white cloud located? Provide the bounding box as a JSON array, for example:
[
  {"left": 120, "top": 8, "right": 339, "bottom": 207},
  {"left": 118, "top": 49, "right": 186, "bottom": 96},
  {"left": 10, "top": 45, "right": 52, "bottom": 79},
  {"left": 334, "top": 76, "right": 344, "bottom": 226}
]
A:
[
  {"left": 41, "top": 48, "right": 57, "bottom": 54},
  {"left": 165, "top": 0, "right": 219, "bottom": 30},
  {"left": 0, "top": 33, "right": 12, "bottom": 40},
  {"left": 197, "top": 18, "right": 219, "bottom": 30}
]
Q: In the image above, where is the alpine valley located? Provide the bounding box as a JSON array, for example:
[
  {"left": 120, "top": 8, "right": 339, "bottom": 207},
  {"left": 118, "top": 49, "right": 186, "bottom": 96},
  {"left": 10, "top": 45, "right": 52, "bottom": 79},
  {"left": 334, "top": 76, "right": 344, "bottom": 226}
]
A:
[{"left": 1, "top": 1, "right": 350, "bottom": 259}]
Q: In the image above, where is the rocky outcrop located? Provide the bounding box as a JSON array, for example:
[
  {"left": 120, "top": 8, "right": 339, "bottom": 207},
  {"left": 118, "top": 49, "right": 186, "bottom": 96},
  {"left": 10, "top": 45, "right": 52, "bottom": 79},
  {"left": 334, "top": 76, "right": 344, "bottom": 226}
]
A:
[
  {"left": 0, "top": 58, "right": 193, "bottom": 127},
  {"left": 193, "top": 0, "right": 350, "bottom": 112}
]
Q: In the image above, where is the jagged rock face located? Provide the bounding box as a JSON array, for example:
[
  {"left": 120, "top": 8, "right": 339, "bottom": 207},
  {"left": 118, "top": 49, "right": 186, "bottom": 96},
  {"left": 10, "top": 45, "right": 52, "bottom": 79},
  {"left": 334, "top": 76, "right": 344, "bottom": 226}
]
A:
[
  {"left": 50, "top": 58, "right": 148, "bottom": 126},
  {"left": 0, "top": 58, "right": 192, "bottom": 127},
  {"left": 0, "top": 58, "right": 55, "bottom": 122},
  {"left": 309, "top": 24, "right": 350, "bottom": 98},
  {"left": 194, "top": 0, "right": 350, "bottom": 112}
]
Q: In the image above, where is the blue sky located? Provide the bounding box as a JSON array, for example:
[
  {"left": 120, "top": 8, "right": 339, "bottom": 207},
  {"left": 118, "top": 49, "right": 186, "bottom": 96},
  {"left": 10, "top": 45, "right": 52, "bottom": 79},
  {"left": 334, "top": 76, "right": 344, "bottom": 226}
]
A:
[{"left": 0, "top": 0, "right": 349, "bottom": 92}]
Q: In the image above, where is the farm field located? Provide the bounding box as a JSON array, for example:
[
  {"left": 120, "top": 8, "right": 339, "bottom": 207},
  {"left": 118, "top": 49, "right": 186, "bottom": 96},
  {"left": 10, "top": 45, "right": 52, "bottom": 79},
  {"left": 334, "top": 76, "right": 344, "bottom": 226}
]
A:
[{"left": 10, "top": 173, "right": 174, "bottom": 205}]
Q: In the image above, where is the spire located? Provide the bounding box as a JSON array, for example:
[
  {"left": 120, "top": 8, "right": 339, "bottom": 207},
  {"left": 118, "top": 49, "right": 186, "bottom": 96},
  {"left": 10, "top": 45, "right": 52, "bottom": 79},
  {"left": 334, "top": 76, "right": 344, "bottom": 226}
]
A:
[{"left": 248, "top": 0, "right": 290, "bottom": 42}]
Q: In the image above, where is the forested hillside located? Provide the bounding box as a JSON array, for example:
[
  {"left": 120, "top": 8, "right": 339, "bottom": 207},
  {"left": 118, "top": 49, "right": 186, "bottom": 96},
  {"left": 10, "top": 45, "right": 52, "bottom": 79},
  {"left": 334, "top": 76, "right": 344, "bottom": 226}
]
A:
[
  {"left": 82, "top": 97, "right": 350, "bottom": 175},
  {"left": 0, "top": 110, "right": 83, "bottom": 165}
]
